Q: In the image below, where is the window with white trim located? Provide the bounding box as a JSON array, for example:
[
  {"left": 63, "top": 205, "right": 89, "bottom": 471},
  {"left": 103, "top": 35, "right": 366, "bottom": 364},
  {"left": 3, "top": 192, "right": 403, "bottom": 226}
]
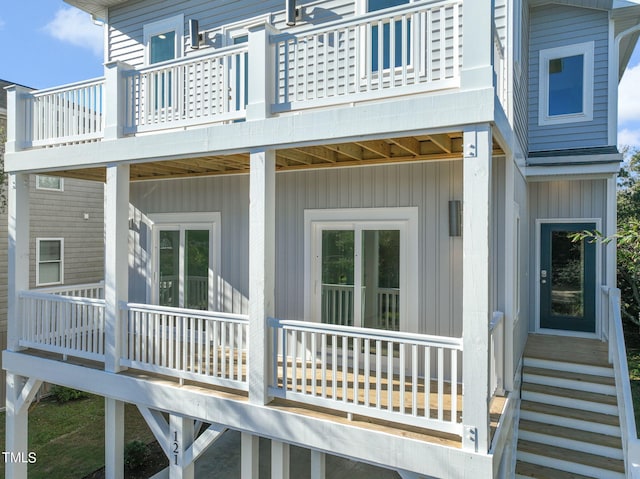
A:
[
  {"left": 37, "top": 238, "right": 64, "bottom": 286},
  {"left": 36, "top": 175, "right": 63, "bottom": 191},
  {"left": 538, "top": 41, "right": 594, "bottom": 126},
  {"left": 143, "top": 14, "right": 184, "bottom": 65}
]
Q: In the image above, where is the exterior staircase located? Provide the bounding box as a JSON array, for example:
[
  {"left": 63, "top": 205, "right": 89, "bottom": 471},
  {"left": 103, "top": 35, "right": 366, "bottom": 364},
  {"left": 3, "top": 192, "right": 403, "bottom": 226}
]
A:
[{"left": 515, "top": 334, "right": 625, "bottom": 479}]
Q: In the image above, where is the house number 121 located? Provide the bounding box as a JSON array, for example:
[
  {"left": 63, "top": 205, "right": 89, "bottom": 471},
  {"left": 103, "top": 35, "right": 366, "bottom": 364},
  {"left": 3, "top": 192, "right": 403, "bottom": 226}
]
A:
[{"left": 173, "top": 431, "right": 179, "bottom": 465}]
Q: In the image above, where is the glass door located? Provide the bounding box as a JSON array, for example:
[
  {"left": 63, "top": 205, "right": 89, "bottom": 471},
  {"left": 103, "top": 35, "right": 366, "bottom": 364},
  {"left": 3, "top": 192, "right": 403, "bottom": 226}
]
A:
[
  {"left": 539, "top": 222, "right": 596, "bottom": 332},
  {"left": 319, "top": 227, "right": 401, "bottom": 332},
  {"left": 157, "top": 226, "right": 212, "bottom": 310}
]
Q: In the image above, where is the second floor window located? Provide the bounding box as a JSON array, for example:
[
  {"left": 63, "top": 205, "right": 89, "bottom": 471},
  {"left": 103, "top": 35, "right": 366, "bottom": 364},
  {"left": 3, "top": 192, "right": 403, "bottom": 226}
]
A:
[
  {"left": 36, "top": 175, "right": 63, "bottom": 191},
  {"left": 37, "top": 238, "right": 64, "bottom": 286}
]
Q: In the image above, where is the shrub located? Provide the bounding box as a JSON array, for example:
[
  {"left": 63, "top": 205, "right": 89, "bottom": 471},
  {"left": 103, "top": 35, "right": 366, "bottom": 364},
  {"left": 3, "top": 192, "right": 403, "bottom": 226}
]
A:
[
  {"left": 49, "top": 385, "right": 89, "bottom": 403},
  {"left": 124, "top": 440, "right": 149, "bottom": 471}
]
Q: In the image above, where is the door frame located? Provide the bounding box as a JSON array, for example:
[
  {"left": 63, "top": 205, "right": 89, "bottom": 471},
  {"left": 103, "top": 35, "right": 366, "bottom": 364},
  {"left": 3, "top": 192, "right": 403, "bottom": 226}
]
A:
[
  {"left": 147, "top": 212, "right": 221, "bottom": 311},
  {"left": 304, "top": 207, "right": 419, "bottom": 334},
  {"left": 534, "top": 218, "right": 601, "bottom": 338}
]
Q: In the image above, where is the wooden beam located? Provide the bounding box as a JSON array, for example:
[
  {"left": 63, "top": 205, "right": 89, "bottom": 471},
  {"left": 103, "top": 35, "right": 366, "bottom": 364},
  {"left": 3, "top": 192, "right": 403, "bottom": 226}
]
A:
[
  {"left": 357, "top": 139, "right": 391, "bottom": 158},
  {"left": 325, "top": 143, "right": 364, "bottom": 161},
  {"left": 428, "top": 134, "right": 453, "bottom": 154},
  {"left": 295, "top": 146, "right": 337, "bottom": 163},
  {"left": 390, "top": 137, "right": 421, "bottom": 156}
]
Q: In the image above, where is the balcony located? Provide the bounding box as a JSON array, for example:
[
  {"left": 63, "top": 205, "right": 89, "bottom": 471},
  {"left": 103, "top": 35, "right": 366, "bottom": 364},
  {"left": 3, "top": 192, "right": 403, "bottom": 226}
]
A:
[{"left": 5, "top": 0, "right": 506, "bottom": 155}]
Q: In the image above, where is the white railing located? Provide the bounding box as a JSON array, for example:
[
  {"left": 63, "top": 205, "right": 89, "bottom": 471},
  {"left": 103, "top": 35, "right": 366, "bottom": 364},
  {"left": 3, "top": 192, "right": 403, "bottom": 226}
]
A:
[
  {"left": 603, "top": 286, "right": 640, "bottom": 477},
  {"left": 272, "top": 0, "right": 463, "bottom": 112},
  {"left": 268, "top": 318, "right": 463, "bottom": 435},
  {"left": 37, "top": 281, "right": 105, "bottom": 299},
  {"left": 121, "top": 303, "right": 249, "bottom": 390},
  {"left": 377, "top": 287, "right": 401, "bottom": 330},
  {"left": 489, "top": 310, "right": 505, "bottom": 397},
  {"left": 27, "top": 78, "right": 105, "bottom": 147},
  {"left": 123, "top": 45, "right": 248, "bottom": 134},
  {"left": 321, "top": 284, "right": 400, "bottom": 330},
  {"left": 19, "top": 290, "right": 106, "bottom": 362}
]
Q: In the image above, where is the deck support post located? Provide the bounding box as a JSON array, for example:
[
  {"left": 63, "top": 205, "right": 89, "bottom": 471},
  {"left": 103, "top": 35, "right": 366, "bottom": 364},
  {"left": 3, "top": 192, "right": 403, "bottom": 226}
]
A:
[
  {"left": 104, "top": 164, "right": 130, "bottom": 373},
  {"left": 241, "top": 433, "right": 259, "bottom": 479},
  {"left": 247, "top": 22, "right": 277, "bottom": 120},
  {"left": 271, "top": 440, "right": 290, "bottom": 479},
  {"left": 7, "top": 173, "right": 30, "bottom": 352},
  {"left": 462, "top": 124, "right": 493, "bottom": 453},
  {"left": 5, "top": 374, "right": 41, "bottom": 479},
  {"left": 104, "top": 61, "right": 133, "bottom": 140},
  {"left": 310, "top": 450, "right": 326, "bottom": 479},
  {"left": 169, "top": 415, "right": 195, "bottom": 479},
  {"left": 461, "top": 0, "right": 495, "bottom": 90},
  {"left": 105, "top": 398, "right": 124, "bottom": 479},
  {"left": 503, "top": 155, "right": 516, "bottom": 393},
  {"left": 249, "top": 149, "right": 276, "bottom": 405},
  {"left": 4, "top": 85, "right": 33, "bottom": 153}
]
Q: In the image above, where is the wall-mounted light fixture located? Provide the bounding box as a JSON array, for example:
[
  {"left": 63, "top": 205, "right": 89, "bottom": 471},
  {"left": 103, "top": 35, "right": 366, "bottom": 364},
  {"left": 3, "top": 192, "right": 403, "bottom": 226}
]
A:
[
  {"left": 286, "top": 0, "right": 299, "bottom": 26},
  {"left": 448, "top": 200, "right": 462, "bottom": 237},
  {"left": 189, "top": 19, "right": 203, "bottom": 49}
]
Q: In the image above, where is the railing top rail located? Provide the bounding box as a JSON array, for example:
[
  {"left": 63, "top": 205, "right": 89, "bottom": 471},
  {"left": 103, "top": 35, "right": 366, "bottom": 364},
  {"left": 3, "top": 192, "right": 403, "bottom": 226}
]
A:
[
  {"left": 271, "top": 0, "right": 461, "bottom": 42},
  {"left": 124, "top": 302, "right": 249, "bottom": 323},
  {"left": 489, "top": 311, "right": 504, "bottom": 332},
  {"left": 19, "top": 290, "right": 106, "bottom": 306},
  {"left": 268, "top": 318, "right": 463, "bottom": 349},
  {"left": 31, "top": 77, "right": 106, "bottom": 97},
  {"left": 130, "top": 44, "right": 249, "bottom": 76},
  {"left": 35, "top": 281, "right": 104, "bottom": 294}
]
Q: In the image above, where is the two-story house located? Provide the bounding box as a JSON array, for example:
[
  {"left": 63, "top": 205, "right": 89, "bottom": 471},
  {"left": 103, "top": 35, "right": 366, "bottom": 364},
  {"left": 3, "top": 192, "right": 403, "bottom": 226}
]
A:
[
  {"left": 4, "top": 0, "right": 640, "bottom": 478},
  {"left": 0, "top": 79, "right": 105, "bottom": 409}
]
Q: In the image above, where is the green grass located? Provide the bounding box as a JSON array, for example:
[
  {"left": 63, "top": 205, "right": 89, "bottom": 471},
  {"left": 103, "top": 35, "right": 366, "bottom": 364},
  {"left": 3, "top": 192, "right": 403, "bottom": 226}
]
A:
[{"left": 0, "top": 394, "right": 156, "bottom": 479}]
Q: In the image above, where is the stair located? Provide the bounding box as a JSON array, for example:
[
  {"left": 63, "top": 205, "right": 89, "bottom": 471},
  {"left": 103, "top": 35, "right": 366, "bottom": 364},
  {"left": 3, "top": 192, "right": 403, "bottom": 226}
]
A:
[{"left": 515, "top": 335, "right": 625, "bottom": 479}]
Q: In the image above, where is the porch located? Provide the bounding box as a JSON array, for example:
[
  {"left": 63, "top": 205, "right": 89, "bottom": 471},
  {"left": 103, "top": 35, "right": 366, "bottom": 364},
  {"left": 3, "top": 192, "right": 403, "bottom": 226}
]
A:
[{"left": 14, "top": 282, "right": 508, "bottom": 443}]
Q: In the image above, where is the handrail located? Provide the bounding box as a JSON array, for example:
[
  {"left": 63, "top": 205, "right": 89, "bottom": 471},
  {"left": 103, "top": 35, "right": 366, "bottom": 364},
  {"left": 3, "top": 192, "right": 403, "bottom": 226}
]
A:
[
  {"left": 124, "top": 302, "right": 248, "bottom": 323},
  {"left": 30, "top": 77, "right": 105, "bottom": 97},
  {"left": 268, "top": 317, "right": 463, "bottom": 349},
  {"left": 19, "top": 289, "right": 105, "bottom": 306}
]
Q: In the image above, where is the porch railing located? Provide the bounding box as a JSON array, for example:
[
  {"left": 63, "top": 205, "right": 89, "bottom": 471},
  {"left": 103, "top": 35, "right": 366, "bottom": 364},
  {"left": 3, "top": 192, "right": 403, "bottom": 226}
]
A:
[
  {"left": 26, "top": 78, "right": 105, "bottom": 148},
  {"left": 272, "top": 0, "right": 463, "bottom": 112},
  {"left": 603, "top": 286, "right": 640, "bottom": 477},
  {"left": 123, "top": 44, "right": 248, "bottom": 134},
  {"left": 321, "top": 284, "right": 400, "bottom": 330},
  {"left": 19, "top": 290, "right": 106, "bottom": 362},
  {"left": 489, "top": 310, "right": 505, "bottom": 396},
  {"left": 120, "top": 303, "right": 249, "bottom": 390},
  {"left": 37, "top": 281, "right": 105, "bottom": 299},
  {"left": 268, "top": 318, "right": 463, "bottom": 435}
]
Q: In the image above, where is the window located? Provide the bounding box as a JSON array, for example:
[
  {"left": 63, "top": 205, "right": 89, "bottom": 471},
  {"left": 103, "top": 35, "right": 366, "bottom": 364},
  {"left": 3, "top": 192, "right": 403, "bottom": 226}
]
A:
[
  {"left": 37, "top": 239, "right": 64, "bottom": 286},
  {"left": 36, "top": 175, "right": 63, "bottom": 191},
  {"left": 538, "top": 42, "right": 594, "bottom": 126},
  {"left": 143, "top": 15, "right": 184, "bottom": 65}
]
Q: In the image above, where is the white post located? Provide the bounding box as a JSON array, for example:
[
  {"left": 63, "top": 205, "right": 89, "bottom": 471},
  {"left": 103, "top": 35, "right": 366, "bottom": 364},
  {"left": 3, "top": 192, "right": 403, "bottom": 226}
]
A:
[
  {"left": 169, "top": 415, "right": 195, "bottom": 479},
  {"left": 249, "top": 149, "right": 276, "bottom": 405},
  {"left": 241, "top": 433, "right": 259, "bottom": 479},
  {"left": 461, "top": 0, "right": 495, "bottom": 90},
  {"left": 4, "top": 85, "right": 33, "bottom": 153},
  {"left": 246, "top": 22, "right": 277, "bottom": 121},
  {"left": 5, "top": 374, "right": 30, "bottom": 479},
  {"left": 7, "top": 173, "right": 30, "bottom": 352},
  {"left": 271, "top": 440, "right": 290, "bottom": 479},
  {"left": 503, "top": 155, "right": 515, "bottom": 392},
  {"left": 105, "top": 398, "right": 124, "bottom": 479},
  {"left": 104, "top": 164, "right": 129, "bottom": 373},
  {"left": 104, "top": 61, "right": 133, "bottom": 140},
  {"left": 462, "top": 124, "right": 493, "bottom": 453},
  {"left": 310, "top": 450, "right": 326, "bottom": 479}
]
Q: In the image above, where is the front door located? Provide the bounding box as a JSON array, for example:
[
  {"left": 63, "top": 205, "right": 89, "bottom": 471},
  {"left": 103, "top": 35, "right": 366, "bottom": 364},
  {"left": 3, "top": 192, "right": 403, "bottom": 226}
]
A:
[{"left": 539, "top": 222, "right": 596, "bottom": 333}]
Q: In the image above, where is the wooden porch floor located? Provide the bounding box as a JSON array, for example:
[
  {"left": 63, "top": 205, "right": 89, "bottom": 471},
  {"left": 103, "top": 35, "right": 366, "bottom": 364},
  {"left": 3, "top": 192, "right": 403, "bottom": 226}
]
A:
[
  {"left": 524, "top": 334, "right": 610, "bottom": 367},
  {"left": 19, "top": 348, "right": 506, "bottom": 449}
]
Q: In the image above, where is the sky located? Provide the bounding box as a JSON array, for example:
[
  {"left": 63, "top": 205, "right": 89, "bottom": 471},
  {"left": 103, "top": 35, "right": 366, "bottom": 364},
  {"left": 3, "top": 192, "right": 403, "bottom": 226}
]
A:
[{"left": 1, "top": 1, "right": 640, "bottom": 149}]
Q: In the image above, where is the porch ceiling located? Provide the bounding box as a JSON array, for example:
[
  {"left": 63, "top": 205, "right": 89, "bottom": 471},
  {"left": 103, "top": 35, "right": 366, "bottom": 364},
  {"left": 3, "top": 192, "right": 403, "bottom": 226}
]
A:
[{"left": 51, "top": 133, "right": 504, "bottom": 182}]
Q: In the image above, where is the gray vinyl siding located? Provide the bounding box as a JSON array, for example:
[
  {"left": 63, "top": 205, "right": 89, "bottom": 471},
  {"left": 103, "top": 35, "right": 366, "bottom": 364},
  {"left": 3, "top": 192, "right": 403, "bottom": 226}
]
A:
[
  {"left": 513, "top": 3, "right": 529, "bottom": 154},
  {"left": 527, "top": 178, "right": 608, "bottom": 332},
  {"left": 107, "top": 0, "right": 356, "bottom": 66},
  {"left": 130, "top": 161, "right": 464, "bottom": 338},
  {"left": 29, "top": 177, "right": 105, "bottom": 289},
  {"left": 528, "top": 5, "right": 610, "bottom": 153}
]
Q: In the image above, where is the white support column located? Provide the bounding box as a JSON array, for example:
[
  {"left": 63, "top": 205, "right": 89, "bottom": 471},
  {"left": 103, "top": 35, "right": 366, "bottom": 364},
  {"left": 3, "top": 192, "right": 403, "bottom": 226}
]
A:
[
  {"left": 249, "top": 149, "right": 276, "bottom": 405},
  {"left": 241, "top": 433, "right": 259, "bottom": 479},
  {"left": 105, "top": 398, "right": 124, "bottom": 479},
  {"left": 310, "top": 450, "right": 326, "bottom": 479},
  {"left": 103, "top": 61, "right": 133, "bottom": 140},
  {"left": 461, "top": 0, "right": 495, "bottom": 90},
  {"left": 462, "top": 124, "right": 493, "bottom": 453},
  {"left": 503, "top": 155, "right": 515, "bottom": 392},
  {"left": 104, "top": 164, "right": 130, "bottom": 373},
  {"left": 246, "top": 22, "right": 277, "bottom": 121},
  {"left": 169, "top": 415, "right": 195, "bottom": 479},
  {"left": 5, "top": 374, "right": 41, "bottom": 479},
  {"left": 7, "top": 173, "right": 30, "bottom": 352},
  {"left": 4, "top": 85, "right": 33, "bottom": 153},
  {"left": 271, "top": 440, "right": 290, "bottom": 479},
  {"left": 606, "top": 174, "right": 617, "bottom": 289}
]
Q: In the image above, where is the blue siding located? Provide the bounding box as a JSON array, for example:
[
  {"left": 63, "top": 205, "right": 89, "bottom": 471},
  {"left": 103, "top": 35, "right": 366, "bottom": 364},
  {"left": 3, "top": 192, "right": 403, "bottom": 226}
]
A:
[{"left": 528, "top": 5, "right": 610, "bottom": 153}]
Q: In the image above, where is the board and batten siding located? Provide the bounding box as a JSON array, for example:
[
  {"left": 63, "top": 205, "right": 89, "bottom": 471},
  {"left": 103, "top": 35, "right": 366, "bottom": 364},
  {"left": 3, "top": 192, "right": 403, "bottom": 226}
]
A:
[
  {"left": 513, "top": 3, "right": 529, "bottom": 154},
  {"left": 528, "top": 5, "right": 610, "bottom": 153},
  {"left": 513, "top": 168, "right": 529, "bottom": 375},
  {"left": 130, "top": 161, "right": 464, "bottom": 338},
  {"left": 527, "top": 178, "right": 608, "bottom": 332},
  {"left": 107, "top": 0, "right": 355, "bottom": 67}
]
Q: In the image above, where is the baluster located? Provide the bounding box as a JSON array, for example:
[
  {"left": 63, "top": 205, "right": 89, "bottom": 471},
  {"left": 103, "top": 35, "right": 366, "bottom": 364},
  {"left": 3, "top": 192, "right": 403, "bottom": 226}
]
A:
[
  {"left": 302, "top": 331, "right": 308, "bottom": 395},
  {"left": 399, "top": 343, "right": 405, "bottom": 414},
  {"left": 451, "top": 348, "right": 458, "bottom": 424},
  {"left": 437, "top": 347, "right": 444, "bottom": 421},
  {"left": 425, "top": 346, "right": 431, "bottom": 418},
  {"left": 213, "top": 319, "right": 219, "bottom": 378},
  {"left": 353, "top": 337, "right": 359, "bottom": 405},
  {"left": 412, "top": 344, "right": 418, "bottom": 416},
  {"left": 364, "top": 338, "right": 370, "bottom": 407},
  {"left": 221, "top": 319, "right": 227, "bottom": 377},
  {"left": 376, "top": 339, "right": 382, "bottom": 409},
  {"left": 387, "top": 341, "right": 393, "bottom": 411},
  {"left": 291, "top": 329, "right": 298, "bottom": 392},
  {"left": 332, "top": 334, "right": 337, "bottom": 400},
  {"left": 311, "top": 332, "right": 317, "bottom": 396},
  {"left": 390, "top": 18, "right": 396, "bottom": 86},
  {"left": 342, "top": 336, "right": 348, "bottom": 402}
]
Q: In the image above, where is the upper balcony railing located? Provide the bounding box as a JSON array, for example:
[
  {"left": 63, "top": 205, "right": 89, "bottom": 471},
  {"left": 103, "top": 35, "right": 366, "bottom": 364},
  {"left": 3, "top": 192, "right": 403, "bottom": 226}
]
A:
[{"left": 5, "top": 0, "right": 508, "bottom": 153}]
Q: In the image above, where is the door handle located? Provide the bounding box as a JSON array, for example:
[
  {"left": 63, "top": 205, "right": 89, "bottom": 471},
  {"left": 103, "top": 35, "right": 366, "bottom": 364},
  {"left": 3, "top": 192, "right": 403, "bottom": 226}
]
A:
[{"left": 540, "top": 269, "right": 547, "bottom": 284}]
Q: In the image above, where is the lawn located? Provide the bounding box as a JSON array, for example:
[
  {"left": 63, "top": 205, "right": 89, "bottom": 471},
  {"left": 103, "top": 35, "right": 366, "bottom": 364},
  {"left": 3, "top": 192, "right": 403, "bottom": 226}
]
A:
[{"left": 0, "top": 393, "right": 159, "bottom": 479}]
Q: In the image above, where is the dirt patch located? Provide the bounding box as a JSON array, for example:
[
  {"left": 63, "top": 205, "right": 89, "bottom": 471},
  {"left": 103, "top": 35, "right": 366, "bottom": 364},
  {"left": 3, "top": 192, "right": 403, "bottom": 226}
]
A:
[{"left": 82, "top": 441, "right": 168, "bottom": 479}]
